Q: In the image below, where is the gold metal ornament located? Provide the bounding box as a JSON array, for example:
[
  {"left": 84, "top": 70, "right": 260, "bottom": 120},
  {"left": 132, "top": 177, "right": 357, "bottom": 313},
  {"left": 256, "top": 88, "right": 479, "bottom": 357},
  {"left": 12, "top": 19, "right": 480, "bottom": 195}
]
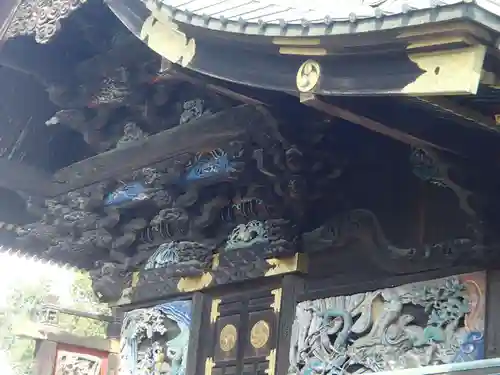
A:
[
  {"left": 250, "top": 320, "right": 270, "bottom": 349},
  {"left": 296, "top": 60, "right": 321, "bottom": 92},
  {"left": 219, "top": 324, "right": 237, "bottom": 352}
]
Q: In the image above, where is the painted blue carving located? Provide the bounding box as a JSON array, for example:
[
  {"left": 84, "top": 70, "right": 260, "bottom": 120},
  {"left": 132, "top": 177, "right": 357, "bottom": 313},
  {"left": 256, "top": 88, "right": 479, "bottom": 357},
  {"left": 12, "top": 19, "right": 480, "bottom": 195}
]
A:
[
  {"left": 453, "top": 331, "right": 484, "bottom": 363},
  {"left": 104, "top": 182, "right": 150, "bottom": 206},
  {"left": 185, "top": 149, "right": 236, "bottom": 182},
  {"left": 120, "top": 300, "right": 192, "bottom": 375}
]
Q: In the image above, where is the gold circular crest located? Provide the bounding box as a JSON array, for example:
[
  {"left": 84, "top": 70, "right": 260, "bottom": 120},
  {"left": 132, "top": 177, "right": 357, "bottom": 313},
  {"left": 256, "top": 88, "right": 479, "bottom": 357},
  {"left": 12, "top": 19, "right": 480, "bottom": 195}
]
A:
[
  {"left": 296, "top": 59, "right": 321, "bottom": 93},
  {"left": 250, "top": 320, "right": 270, "bottom": 349},
  {"left": 219, "top": 324, "right": 237, "bottom": 352}
]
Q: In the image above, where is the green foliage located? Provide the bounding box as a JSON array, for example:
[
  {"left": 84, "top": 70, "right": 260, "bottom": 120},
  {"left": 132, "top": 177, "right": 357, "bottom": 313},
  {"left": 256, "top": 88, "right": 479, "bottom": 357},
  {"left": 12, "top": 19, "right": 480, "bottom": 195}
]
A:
[{"left": 0, "top": 267, "right": 110, "bottom": 375}]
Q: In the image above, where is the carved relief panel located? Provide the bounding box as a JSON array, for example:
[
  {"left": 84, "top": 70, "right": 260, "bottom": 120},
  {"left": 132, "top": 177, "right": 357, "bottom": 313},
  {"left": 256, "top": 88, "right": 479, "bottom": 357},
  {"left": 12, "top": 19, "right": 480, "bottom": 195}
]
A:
[
  {"left": 206, "top": 286, "right": 281, "bottom": 375},
  {"left": 120, "top": 300, "right": 192, "bottom": 375},
  {"left": 55, "top": 350, "right": 102, "bottom": 375},
  {"left": 289, "top": 272, "right": 485, "bottom": 375}
]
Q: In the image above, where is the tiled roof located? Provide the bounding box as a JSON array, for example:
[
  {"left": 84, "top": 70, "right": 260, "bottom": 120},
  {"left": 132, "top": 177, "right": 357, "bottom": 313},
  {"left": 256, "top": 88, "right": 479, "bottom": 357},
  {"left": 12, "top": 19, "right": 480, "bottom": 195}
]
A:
[{"left": 144, "top": 0, "right": 500, "bottom": 35}]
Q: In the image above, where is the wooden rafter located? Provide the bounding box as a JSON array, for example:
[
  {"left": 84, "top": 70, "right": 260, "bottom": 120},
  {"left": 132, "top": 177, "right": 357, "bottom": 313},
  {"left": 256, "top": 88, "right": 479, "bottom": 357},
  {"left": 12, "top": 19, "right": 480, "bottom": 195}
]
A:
[{"left": 299, "top": 93, "right": 454, "bottom": 153}]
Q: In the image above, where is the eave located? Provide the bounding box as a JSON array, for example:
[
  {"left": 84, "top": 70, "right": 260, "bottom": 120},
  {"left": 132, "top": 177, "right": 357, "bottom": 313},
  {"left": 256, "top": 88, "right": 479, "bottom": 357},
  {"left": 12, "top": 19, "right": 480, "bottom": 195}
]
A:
[{"left": 106, "top": 0, "right": 500, "bottom": 97}]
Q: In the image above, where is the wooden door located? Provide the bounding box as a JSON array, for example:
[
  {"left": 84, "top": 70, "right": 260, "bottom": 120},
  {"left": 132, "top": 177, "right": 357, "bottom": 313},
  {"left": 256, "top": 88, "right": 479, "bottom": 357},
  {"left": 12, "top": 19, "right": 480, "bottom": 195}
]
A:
[{"left": 206, "top": 285, "right": 282, "bottom": 375}]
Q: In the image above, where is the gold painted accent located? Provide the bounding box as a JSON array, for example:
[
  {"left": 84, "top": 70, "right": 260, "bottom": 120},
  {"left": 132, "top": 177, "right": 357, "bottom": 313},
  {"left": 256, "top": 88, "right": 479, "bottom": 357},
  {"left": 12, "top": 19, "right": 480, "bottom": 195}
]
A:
[
  {"left": 403, "top": 45, "right": 486, "bottom": 96},
  {"left": 205, "top": 357, "right": 214, "bottom": 375},
  {"left": 210, "top": 299, "right": 221, "bottom": 323},
  {"left": 270, "top": 288, "right": 282, "bottom": 313},
  {"left": 265, "top": 349, "right": 277, "bottom": 375},
  {"left": 219, "top": 324, "right": 238, "bottom": 352},
  {"left": 177, "top": 272, "right": 213, "bottom": 292},
  {"left": 212, "top": 253, "right": 220, "bottom": 270},
  {"left": 250, "top": 320, "right": 270, "bottom": 349},
  {"left": 109, "top": 339, "right": 120, "bottom": 354},
  {"left": 140, "top": 11, "right": 196, "bottom": 67},
  {"left": 495, "top": 115, "right": 500, "bottom": 126},
  {"left": 279, "top": 47, "right": 327, "bottom": 56},
  {"left": 273, "top": 38, "right": 321, "bottom": 46},
  {"left": 296, "top": 60, "right": 321, "bottom": 93},
  {"left": 131, "top": 272, "right": 139, "bottom": 288},
  {"left": 265, "top": 253, "right": 308, "bottom": 277}
]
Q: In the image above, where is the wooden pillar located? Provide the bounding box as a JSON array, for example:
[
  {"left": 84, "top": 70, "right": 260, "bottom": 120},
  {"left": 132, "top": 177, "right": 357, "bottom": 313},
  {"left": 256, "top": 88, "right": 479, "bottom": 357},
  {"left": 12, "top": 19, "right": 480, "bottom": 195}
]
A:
[
  {"left": 186, "top": 292, "right": 209, "bottom": 375},
  {"left": 34, "top": 340, "right": 57, "bottom": 375},
  {"left": 485, "top": 269, "right": 500, "bottom": 358},
  {"left": 275, "top": 275, "right": 304, "bottom": 375}
]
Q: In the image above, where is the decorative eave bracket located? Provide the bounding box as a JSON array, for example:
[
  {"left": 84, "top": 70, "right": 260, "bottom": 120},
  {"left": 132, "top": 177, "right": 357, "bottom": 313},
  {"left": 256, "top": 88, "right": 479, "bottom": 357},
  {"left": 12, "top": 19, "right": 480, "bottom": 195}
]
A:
[{"left": 1, "top": 0, "right": 88, "bottom": 45}]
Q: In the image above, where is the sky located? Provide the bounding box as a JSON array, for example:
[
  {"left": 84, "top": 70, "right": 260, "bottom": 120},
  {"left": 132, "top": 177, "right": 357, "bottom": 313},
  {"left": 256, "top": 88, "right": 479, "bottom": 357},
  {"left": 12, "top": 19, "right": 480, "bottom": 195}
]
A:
[
  {"left": 0, "top": 250, "right": 76, "bottom": 375},
  {"left": 0, "top": 250, "right": 74, "bottom": 308}
]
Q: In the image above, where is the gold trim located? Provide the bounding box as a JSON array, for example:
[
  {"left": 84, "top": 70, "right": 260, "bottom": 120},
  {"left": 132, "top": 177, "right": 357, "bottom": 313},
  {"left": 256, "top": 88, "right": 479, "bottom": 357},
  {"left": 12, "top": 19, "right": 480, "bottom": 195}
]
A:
[
  {"left": 270, "top": 288, "right": 282, "bottom": 313},
  {"left": 403, "top": 45, "right": 486, "bottom": 96},
  {"left": 177, "top": 272, "right": 213, "bottom": 292},
  {"left": 273, "top": 38, "right": 321, "bottom": 46},
  {"left": 495, "top": 115, "right": 500, "bottom": 126},
  {"left": 210, "top": 299, "right": 221, "bottom": 323},
  {"left": 211, "top": 253, "right": 220, "bottom": 270},
  {"left": 279, "top": 47, "right": 327, "bottom": 56},
  {"left": 296, "top": 60, "right": 321, "bottom": 93},
  {"left": 205, "top": 357, "right": 214, "bottom": 375},
  {"left": 265, "top": 253, "right": 308, "bottom": 277},
  {"left": 265, "top": 349, "right": 277, "bottom": 375}
]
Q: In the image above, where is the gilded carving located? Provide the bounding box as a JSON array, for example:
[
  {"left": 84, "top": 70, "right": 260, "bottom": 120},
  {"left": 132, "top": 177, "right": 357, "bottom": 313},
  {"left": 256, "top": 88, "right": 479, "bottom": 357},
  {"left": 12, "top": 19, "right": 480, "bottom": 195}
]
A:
[
  {"left": 140, "top": 12, "right": 196, "bottom": 68},
  {"left": 296, "top": 60, "right": 321, "bottom": 92},
  {"left": 219, "top": 324, "right": 238, "bottom": 352},
  {"left": 176, "top": 272, "right": 213, "bottom": 292},
  {"left": 264, "top": 253, "right": 308, "bottom": 277},
  {"left": 250, "top": 320, "right": 270, "bottom": 349},
  {"left": 289, "top": 272, "right": 485, "bottom": 375}
]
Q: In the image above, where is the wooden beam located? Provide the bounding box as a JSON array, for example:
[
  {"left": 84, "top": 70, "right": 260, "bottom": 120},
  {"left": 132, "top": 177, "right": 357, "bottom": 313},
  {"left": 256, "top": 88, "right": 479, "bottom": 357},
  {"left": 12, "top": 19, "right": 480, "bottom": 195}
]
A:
[
  {"left": 299, "top": 93, "right": 453, "bottom": 153},
  {"left": 156, "top": 59, "right": 265, "bottom": 106},
  {"left": 415, "top": 96, "right": 498, "bottom": 131},
  {"left": 52, "top": 105, "right": 267, "bottom": 195}
]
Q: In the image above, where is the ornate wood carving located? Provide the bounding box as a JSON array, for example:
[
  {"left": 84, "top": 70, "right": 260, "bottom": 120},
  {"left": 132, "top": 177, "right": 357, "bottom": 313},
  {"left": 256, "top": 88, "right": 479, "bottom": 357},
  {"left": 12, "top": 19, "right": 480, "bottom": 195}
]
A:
[
  {"left": 303, "top": 209, "right": 484, "bottom": 274},
  {"left": 55, "top": 350, "right": 102, "bottom": 375},
  {"left": 8, "top": 15, "right": 500, "bottom": 307},
  {"left": 289, "top": 272, "right": 486, "bottom": 375},
  {"left": 4, "top": 0, "right": 88, "bottom": 44},
  {"left": 120, "top": 300, "right": 192, "bottom": 375}
]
